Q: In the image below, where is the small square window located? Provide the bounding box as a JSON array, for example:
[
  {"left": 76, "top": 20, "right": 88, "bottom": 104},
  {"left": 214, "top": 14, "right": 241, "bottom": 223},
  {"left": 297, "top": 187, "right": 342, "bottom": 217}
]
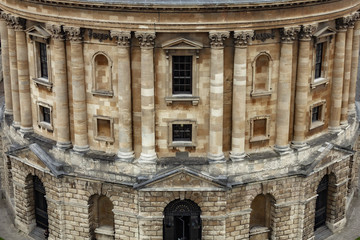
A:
[
  {"left": 37, "top": 102, "right": 53, "bottom": 130},
  {"left": 168, "top": 120, "right": 197, "bottom": 147},
  {"left": 250, "top": 116, "right": 270, "bottom": 142},
  {"left": 94, "top": 116, "right": 114, "bottom": 142},
  {"left": 173, "top": 124, "right": 192, "bottom": 141},
  {"left": 310, "top": 101, "right": 326, "bottom": 130}
]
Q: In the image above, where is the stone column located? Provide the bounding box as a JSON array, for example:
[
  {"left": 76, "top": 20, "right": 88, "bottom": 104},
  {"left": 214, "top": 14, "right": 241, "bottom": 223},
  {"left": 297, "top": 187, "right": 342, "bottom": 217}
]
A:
[
  {"left": 135, "top": 32, "right": 157, "bottom": 163},
  {"left": 64, "top": 26, "right": 89, "bottom": 152},
  {"left": 340, "top": 17, "right": 355, "bottom": 126},
  {"left": 0, "top": 14, "right": 12, "bottom": 114},
  {"left": 5, "top": 15, "right": 20, "bottom": 127},
  {"left": 208, "top": 31, "right": 229, "bottom": 162},
  {"left": 111, "top": 30, "right": 134, "bottom": 161},
  {"left": 348, "top": 15, "right": 360, "bottom": 115},
  {"left": 15, "top": 17, "right": 33, "bottom": 133},
  {"left": 230, "top": 30, "right": 253, "bottom": 161},
  {"left": 274, "top": 26, "right": 300, "bottom": 153},
  {"left": 47, "top": 24, "right": 71, "bottom": 149},
  {"left": 329, "top": 18, "right": 349, "bottom": 132},
  {"left": 292, "top": 24, "right": 317, "bottom": 148}
]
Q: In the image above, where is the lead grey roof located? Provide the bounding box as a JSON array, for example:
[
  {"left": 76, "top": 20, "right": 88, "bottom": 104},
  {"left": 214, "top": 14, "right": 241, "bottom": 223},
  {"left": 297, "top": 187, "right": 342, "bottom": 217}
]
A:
[{"left": 70, "top": 0, "right": 297, "bottom": 5}]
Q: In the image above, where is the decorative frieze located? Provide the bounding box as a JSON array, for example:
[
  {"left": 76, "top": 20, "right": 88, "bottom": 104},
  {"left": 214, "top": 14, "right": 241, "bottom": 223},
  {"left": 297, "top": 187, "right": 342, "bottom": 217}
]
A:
[
  {"left": 280, "top": 26, "right": 300, "bottom": 42},
  {"left": 110, "top": 30, "right": 131, "bottom": 47},
  {"left": 88, "top": 29, "right": 113, "bottom": 42},
  {"left": 209, "top": 31, "right": 229, "bottom": 48},
  {"left": 135, "top": 32, "right": 155, "bottom": 48},
  {"left": 252, "top": 30, "right": 275, "bottom": 42},
  {"left": 234, "top": 30, "right": 254, "bottom": 47},
  {"left": 45, "top": 24, "right": 64, "bottom": 40},
  {"left": 64, "top": 26, "right": 83, "bottom": 42}
]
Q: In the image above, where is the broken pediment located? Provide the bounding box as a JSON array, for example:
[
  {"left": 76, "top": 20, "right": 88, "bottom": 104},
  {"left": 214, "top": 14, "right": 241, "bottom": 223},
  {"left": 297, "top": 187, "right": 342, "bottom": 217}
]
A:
[
  {"left": 26, "top": 25, "right": 51, "bottom": 41},
  {"left": 135, "top": 166, "right": 229, "bottom": 191},
  {"left": 313, "top": 26, "right": 336, "bottom": 39},
  {"left": 162, "top": 38, "right": 203, "bottom": 50}
]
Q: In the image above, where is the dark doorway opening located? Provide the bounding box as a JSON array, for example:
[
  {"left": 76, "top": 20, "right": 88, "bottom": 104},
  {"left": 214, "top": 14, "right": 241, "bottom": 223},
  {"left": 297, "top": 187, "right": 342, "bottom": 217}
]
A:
[
  {"left": 33, "top": 176, "right": 48, "bottom": 229},
  {"left": 315, "top": 175, "right": 328, "bottom": 230},
  {"left": 164, "top": 199, "right": 201, "bottom": 240}
]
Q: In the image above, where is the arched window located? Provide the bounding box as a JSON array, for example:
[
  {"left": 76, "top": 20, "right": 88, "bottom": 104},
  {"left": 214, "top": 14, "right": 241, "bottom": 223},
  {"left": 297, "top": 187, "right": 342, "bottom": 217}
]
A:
[
  {"left": 250, "top": 194, "right": 275, "bottom": 239},
  {"left": 92, "top": 52, "right": 113, "bottom": 96},
  {"left": 89, "top": 194, "right": 114, "bottom": 239},
  {"left": 251, "top": 52, "right": 273, "bottom": 97},
  {"left": 163, "top": 199, "right": 201, "bottom": 240}
]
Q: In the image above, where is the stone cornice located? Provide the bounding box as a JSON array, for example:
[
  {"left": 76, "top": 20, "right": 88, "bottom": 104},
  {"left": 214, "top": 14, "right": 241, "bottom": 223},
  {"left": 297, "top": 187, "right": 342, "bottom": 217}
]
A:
[
  {"left": 111, "top": 30, "right": 131, "bottom": 47},
  {"left": 234, "top": 30, "right": 254, "bottom": 47},
  {"left": 209, "top": 31, "right": 230, "bottom": 48},
  {"left": 63, "top": 26, "right": 84, "bottom": 42},
  {"left": 135, "top": 32, "right": 155, "bottom": 48},
  {"left": 280, "top": 26, "right": 301, "bottom": 43},
  {"left": 45, "top": 23, "right": 65, "bottom": 40}
]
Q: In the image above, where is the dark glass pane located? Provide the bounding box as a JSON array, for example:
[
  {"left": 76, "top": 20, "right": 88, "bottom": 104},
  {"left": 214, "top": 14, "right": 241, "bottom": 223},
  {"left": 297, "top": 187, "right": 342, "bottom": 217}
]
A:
[
  {"left": 42, "top": 106, "right": 51, "bottom": 123},
  {"left": 312, "top": 106, "right": 320, "bottom": 122},
  {"left": 315, "top": 43, "right": 323, "bottom": 79},
  {"left": 39, "top": 42, "right": 48, "bottom": 79},
  {"left": 172, "top": 56, "right": 192, "bottom": 94},
  {"left": 173, "top": 124, "right": 192, "bottom": 141}
]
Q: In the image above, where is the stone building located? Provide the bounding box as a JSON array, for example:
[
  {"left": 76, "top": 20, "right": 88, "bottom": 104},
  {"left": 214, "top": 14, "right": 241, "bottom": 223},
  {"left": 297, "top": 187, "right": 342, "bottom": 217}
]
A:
[{"left": 0, "top": 0, "right": 360, "bottom": 239}]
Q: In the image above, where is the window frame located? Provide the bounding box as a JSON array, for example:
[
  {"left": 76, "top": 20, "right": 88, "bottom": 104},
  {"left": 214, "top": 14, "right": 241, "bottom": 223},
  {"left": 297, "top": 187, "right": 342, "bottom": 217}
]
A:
[
  {"left": 36, "top": 101, "right": 53, "bottom": 131},
  {"left": 250, "top": 115, "right": 270, "bottom": 142},
  {"left": 168, "top": 120, "right": 197, "bottom": 147},
  {"left": 93, "top": 115, "right": 114, "bottom": 143},
  {"left": 251, "top": 51, "right": 273, "bottom": 97},
  {"left": 309, "top": 101, "right": 326, "bottom": 130},
  {"left": 91, "top": 51, "right": 114, "bottom": 97}
]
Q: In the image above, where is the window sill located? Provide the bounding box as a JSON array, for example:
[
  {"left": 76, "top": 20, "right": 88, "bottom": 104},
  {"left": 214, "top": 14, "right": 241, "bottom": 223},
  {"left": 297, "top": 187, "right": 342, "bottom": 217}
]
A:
[
  {"left": 165, "top": 96, "right": 200, "bottom": 106},
  {"left": 92, "top": 90, "right": 114, "bottom": 97},
  {"left": 38, "top": 122, "right": 53, "bottom": 132},
  {"left": 95, "top": 136, "right": 114, "bottom": 143},
  {"left": 310, "top": 120, "right": 324, "bottom": 130},
  {"left": 169, "top": 141, "right": 196, "bottom": 147},
  {"left": 311, "top": 78, "right": 328, "bottom": 89},
  {"left": 250, "top": 135, "right": 270, "bottom": 143},
  {"left": 33, "top": 78, "right": 52, "bottom": 91},
  {"left": 251, "top": 90, "right": 272, "bottom": 97}
]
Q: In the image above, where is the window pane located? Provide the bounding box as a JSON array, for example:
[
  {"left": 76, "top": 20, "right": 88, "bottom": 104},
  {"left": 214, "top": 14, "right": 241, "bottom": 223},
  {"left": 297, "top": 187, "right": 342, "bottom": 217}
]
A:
[
  {"left": 315, "top": 43, "right": 323, "bottom": 79},
  {"left": 39, "top": 42, "right": 48, "bottom": 79},
  {"left": 172, "top": 56, "right": 192, "bottom": 94},
  {"left": 173, "top": 124, "right": 192, "bottom": 141}
]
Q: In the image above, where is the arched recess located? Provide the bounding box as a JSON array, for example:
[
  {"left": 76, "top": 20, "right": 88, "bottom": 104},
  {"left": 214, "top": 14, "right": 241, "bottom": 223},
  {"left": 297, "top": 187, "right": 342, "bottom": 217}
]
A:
[
  {"left": 88, "top": 194, "right": 115, "bottom": 240},
  {"left": 251, "top": 52, "right": 273, "bottom": 97},
  {"left": 92, "top": 52, "right": 113, "bottom": 96},
  {"left": 33, "top": 175, "right": 49, "bottom": 230},
  {"left": 163, "top": 199, "right": 202, "bottom": 240},
  {"left": 249, "top": 194, "right": 275, "bottom": 240}
]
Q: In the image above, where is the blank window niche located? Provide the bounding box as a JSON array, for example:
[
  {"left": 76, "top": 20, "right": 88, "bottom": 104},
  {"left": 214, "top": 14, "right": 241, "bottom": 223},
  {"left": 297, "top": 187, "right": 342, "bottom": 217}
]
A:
[
  {"left": 249, "top": 194, "right": 275, "bottom": 239},
  {"left": 310, "top": 101, "right": 326, "bottom": 130},
  {"left": 92, "top": 52, "right": 113, "bottom": 96},
  {"left": 251, "top": 52, "right": 273, "bottom": 97},
  {"left": 250, "top": 116, "right": 270, "bottom": 142},
  {"left": 94, "top": 116, "right": 114, "bottom": 142},
  {"left": 168, "top": 120, "right": 197, "bottom": 147},
  {"left": 37, "top": 102, "right": 53, "bottom": 131}
]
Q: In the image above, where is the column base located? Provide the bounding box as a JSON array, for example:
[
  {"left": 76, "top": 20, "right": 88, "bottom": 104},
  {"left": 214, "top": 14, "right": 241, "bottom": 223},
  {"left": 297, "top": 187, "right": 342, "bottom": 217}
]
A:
[
  {"left": 117, "top": 151, "right": 135, "bottom": 162},
  {"left": 12, "top": 121, "right": 21, "bottom": 128},
  {"left": 326, "top": 218, "right": 346, "bottom": 233},
  {"left": 56, "top": 141, "right": 72, "bottom": 150},
  {"left": 273, "top": 145, "right": 292, "bottom": 155},
  {"left": 229, "top": 152, "right": 247, "bottom": 161},
  {"left": 291, "top": 141, "right": 309, "bottom": 150},
  {"left": 138, "top": 152, "right": 157, "bottom": 164},
  {"left": 328, "top": 126, "right": 342, "bottom": 133},
  {"left": 348, "top": 105, "right": 356, "bottom": 115},
  {"left": 207, "top": 152, "right": 225, "bottom": 163},
  {"left": 73, "top": 145, "right": 90, "bottom": 153},
  {"left": 340, "top": 120, "right": 349, "bottom": 128},
  {"left": 20, "top": 126, "right": 33, "bottom": 134},
  {"left": 4, "top": 109, "right": 13, "bottom": 115}
]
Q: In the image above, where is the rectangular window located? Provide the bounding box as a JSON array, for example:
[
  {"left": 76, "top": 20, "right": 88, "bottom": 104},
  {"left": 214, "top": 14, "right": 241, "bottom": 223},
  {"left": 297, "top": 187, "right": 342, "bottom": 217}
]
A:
[
  {"left": 94, "top": 116, "right": 114, "bottom": 142},
  {"left": 173, "top": 124, "right": 192, "bottom": 141},
  {"left": 41, "top": 106, "right": 51, "bottom": 124},
  {"left": 37, "top": 102, "right": 53, "bottom": 131},
  {"left": 315, "top": 43, "right": 324, "bottom": 79},
  {"left": 39, "top": 42, "right": 48, "bottom": 79},
  {"left": 310, "top": 101, "right": 326, "bottom": 130},
  {"left": 172, "top": 56, "right": 192, "bottom": 94}
]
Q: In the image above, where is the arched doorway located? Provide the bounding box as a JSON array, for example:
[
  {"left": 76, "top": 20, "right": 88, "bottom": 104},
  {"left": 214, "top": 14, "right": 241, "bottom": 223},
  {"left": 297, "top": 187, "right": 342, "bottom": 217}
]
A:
[
  {"left": 163, "top": 199, "right": 201, "bottom": 240},
  {"left": 33, "top": 176, "right": 48, "bottom": 229},
  {"left": 314, "top": 175, "right": 328, "bottom": 230}
]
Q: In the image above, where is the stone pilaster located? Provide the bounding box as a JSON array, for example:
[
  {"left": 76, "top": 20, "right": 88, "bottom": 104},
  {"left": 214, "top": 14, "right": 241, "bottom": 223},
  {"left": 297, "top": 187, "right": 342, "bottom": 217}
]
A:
[
  {"left": 64, "top": 26, "right": 89, "bottom": 152},
  {"left": 135, "top": 32, "right": 157, "bottom": 163},
  {"left": 292, "top": 24, "right": 317, "bottom": 148},
  {"left": 230, "top": 30, "right": 253, "bottom": 161},
  {"left": 329, "top": 17, "right": 349, "bottom": 132},
  {"left": 5, "top": 14, "right": 20, "bottom": 127},
  {"left": 208, "top": 31, "right": 229, "bottom": 162},
  {"left": 14, "top": 17, "right": 33, "bottom": 133},
  {"left": 274, "top": 26, "right": 300, "bottom": 153},
  {"left": 47, "top": 24, "right": 72, "bottom": 149},
  {"left": 340, "top": 15, "right": 356, "bottom": 126},
  {"left": 348, "top": 14, "right": 360, "bottom": 115},
  {"left": 111, "top": 30, "right": 134, "bottom": 161},
  {"left": 0, "top": 14, "right": 12, "bottom": 115}
]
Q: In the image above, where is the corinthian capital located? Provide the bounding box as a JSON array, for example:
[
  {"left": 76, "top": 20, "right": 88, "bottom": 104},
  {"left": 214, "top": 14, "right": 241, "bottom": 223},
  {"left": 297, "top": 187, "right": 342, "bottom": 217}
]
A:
[
  {"left": 135, "top": 32, "right": 155, "bottom": 48},
  {"left": 336, "top": 13, "right": 359, "bottom": 30},
  {"left": 63, "top": 26, "right": 83, "bottom": 42},
  {"left": 111, "top": 30, "right": 131, "bottom": 47},
  {"left": 46, "top": 24, "right": 64, "bottom": 40},
  {"left": 209, "top": 31, "right": 230, "bottom": 48},
  {"left": 299, "top": 24, "right": 318, "bottom": 40},
  {"left": 13, "top": 17, "right": 26, "bottom": 31},
  {"left": 280, "top": 26, "right": 300, "bottom": 42},
  {"left": 1, "top": 13, "right": 14, "bottom": 28},
  {"left": 234, "top": 30, "right": 254, "bottom": 47}
]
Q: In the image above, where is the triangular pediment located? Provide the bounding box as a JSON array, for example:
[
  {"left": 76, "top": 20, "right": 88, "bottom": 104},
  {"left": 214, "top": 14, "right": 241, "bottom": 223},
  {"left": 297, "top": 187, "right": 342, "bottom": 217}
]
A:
[
  {"left": 313, "top": 26, "right": 336, "bottom": 38},
  {"left": 26, "top": 25, "right": 51, "bottom": 39},
  {"left": 162, "top": 38, "right": 203, "bottom": 50},
  {"left": 134, "top": 166, "right": 229, "bottom": 191}
]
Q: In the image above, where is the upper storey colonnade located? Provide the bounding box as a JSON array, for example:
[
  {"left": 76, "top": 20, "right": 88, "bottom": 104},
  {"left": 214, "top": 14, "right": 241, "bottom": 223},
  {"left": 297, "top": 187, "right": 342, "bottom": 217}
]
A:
[{"left": 0, "top": 1, "right": 360, "bottom": 163}]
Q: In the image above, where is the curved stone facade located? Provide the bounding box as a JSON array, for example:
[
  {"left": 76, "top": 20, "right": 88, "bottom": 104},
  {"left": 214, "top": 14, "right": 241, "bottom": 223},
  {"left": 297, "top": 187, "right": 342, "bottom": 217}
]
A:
[{"left": 0, "top": 0, "right": 360, "bottom": 239}]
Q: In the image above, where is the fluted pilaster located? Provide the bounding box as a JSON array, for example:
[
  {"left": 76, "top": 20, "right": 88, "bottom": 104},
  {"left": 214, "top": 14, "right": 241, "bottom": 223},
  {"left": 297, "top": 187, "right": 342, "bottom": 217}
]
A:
[
  {"left": 111, "top": 30, "right": 134, "bottom": 161},
  {"left": 135, "top": 32, "right": 157, "bottom": 163},
  {"left": 275, "top": 26, "right": 300, "bottom": 153},
  {"left": 208, "top": 31, "right": 229, "bottom": 162},
  {"left": 64, "top": 26, "right": 89, "bottom": 152},
  {"left": 230, "top": 30, "right": 253, "bottom": 161},
  {"left": 47, "top": 24, "right": 71, "bottom": 149}
]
